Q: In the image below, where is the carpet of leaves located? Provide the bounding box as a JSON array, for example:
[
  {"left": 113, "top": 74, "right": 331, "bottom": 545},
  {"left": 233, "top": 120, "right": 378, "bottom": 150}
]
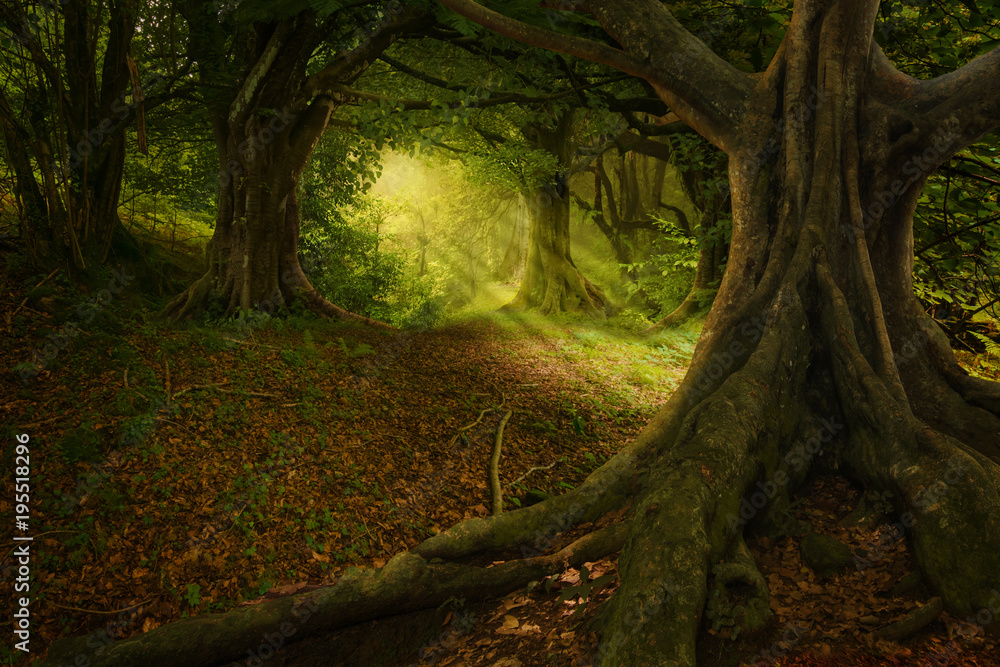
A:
[
  {"left": 0, "top": 267, "right": 682, "bottom": 665},
  {"left": 1, "top": 265, "right": 998, "bottom": 667}
]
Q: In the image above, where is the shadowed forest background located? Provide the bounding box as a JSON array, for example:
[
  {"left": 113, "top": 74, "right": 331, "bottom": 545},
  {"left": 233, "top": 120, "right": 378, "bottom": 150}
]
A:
[{"left": 2, "top": 0, "right": 1000, "bottom": 665}]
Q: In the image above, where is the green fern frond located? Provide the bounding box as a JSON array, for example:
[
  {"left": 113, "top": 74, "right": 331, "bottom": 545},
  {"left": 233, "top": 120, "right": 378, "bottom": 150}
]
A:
[{"left": 971, "top": 331, "right": 1000, "bottom": 358}]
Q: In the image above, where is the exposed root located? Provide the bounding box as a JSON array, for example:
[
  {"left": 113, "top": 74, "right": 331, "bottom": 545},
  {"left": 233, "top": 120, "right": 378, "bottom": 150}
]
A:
[
  {"left": 160, "top": 271, "right": 214, "bottom": 321},
  {"left": 641, "top": 292, "right": 703, "bottom": 335},
  {"left": 412, "top": 404, "right": 665, "bottom": 561},
  {"left": 160, "top": 263, "right": 395, "bottom": 330},
  {"left": 872, "top": 597, "right": 943, "bottom": 641},
  {"left": 706, "top": 537, "right": 772, "bottom": 634},
  {"left": 593, "top": 281, "right": 815, "bottom": 666},
  {"left": 40, "top": 521, "right": 629, "bottom": 667},
  {"left": 817, "top": 261, "right": 1000, "bottom": 614},
  {"left": 282, "top": 264, "right": 396, "bottom": 330}
]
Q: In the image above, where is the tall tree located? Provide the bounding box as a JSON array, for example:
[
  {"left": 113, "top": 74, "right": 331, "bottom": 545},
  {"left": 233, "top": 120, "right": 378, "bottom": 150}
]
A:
[
  {"left": 0, "top": 0, "right": 151, "bottom": 269},
  {"left": 160, "top": 1, "right": 429, "bottom": 323},
  {"left": 506, "top": 106, "right": 614, "bottom": 316},
  {"left": 436, "top": 0, "right": 1000, "bottom": 663}
]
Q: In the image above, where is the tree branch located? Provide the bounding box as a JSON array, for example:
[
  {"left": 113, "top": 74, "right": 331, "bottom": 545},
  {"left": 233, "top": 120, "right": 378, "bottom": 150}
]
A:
[
  {"left": 436, "top": 0, "right": 651, "bottom": 79},
  {"left": 438, "top": 0, "right": 753, "bottom": 153},
  {"left": 898, "top": 43, "right": 1000, "bottom": 156},
  {"left": 584, "top": 0, "right": 754, "bottom": 152}
]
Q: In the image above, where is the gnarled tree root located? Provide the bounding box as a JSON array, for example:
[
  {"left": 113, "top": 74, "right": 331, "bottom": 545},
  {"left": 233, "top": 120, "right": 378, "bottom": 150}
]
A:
[
  {"left": 60, "top": 250, "right": 1000, "bottom": 667},
  {"left": 40, "top": 522, "right": 628, "bottom": 667},
  {"left": 159, "top": 265, "right": 394, "bottom": 330}
]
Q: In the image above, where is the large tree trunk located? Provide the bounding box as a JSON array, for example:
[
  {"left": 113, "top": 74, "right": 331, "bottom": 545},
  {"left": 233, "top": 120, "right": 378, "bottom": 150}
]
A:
[
  {"left": 160, "top": 101, "right": 384, "bottom": 327},
  {"left": 40, "top": 1, "right": 1000, "bottom": 666},
  {"left": 505, "top": 109, "right": 614, "bottom": 317},
  {"left": 577, "top": 0, "right": 1000, "bottom": 663},
  {"left": 505, "top": 180, "right": 614, "bottom": 318},
  {"left": 161, "top": 7, "right": 425, "bottom": 325}
]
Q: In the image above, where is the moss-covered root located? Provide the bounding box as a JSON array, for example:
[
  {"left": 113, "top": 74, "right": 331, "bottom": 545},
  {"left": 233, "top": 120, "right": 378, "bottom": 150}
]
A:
[
  {"left": 707, "top": 536, "right": 773, "bottom": 633},
  {"left": 412, "top": 419, "right": 652, "bottom": 561},
  {"left": 591, "top": 283, "right": 813, "bottom": 666},
  {"left": 160, "top": 270, "right": 214, "bottom": 321},
  {"left": 844, "top": 422, "right": 1000, "bottom": 616},
  {"left": 39, "top": 523, "right": 628, "bottom": 667},
  {"left": 817, "top": 260, "right": 1000, "bottom": 616}
]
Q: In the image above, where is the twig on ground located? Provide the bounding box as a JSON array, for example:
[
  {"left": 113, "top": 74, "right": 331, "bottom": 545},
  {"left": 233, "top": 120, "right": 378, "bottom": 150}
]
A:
[
  {"left": 164, "top": 358, "right": 171, "bottom": 403},
  {"left": 172, "top": 381, "right": 228, "bottom": 398},
  {"left": 491, "top": 410, "right": 513, "bottom": 516},
  {"left": 448, "top": 394, "right": 507, "bottom": 446},
  {"left": 20, "top": 415, "right": 60, "bottom": 428},
  {"left": 11, "top": 268, "right": 59, "bottom": 318},
  {"left": 46, "top": 596, "right": 157, "bottom": 615},
  {"left": 172, "top": 381, "right": 277, "bottom": 399},
  {"left": 508, "top": 458, "right": 563, "bottom": 488}
]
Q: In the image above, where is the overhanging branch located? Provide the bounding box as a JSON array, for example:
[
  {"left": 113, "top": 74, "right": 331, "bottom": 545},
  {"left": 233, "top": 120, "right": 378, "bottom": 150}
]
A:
[{"left": 436, "top": 0, "right": 651, "bottom": 79}]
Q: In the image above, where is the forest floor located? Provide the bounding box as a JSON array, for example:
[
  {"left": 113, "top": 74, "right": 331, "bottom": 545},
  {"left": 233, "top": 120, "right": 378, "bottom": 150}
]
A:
[{"left": 2, "top": 257, "right": 1000, "bottom": 667}]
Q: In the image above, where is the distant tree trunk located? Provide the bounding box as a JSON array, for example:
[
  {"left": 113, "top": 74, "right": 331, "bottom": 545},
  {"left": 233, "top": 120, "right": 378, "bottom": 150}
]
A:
[{"left": 505, "top": 109, "right": 613, "bottom": 317}]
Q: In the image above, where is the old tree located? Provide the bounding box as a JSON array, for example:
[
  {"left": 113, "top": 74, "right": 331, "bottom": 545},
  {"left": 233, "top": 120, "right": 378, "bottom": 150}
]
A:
[{"left": 43, "top": 0, "right": 1000, "bottom": 666}]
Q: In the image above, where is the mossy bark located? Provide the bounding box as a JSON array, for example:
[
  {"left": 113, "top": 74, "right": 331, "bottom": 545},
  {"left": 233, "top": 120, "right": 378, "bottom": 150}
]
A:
[{"left": 161, "top": 7, "right": 422, "bottom": 327}]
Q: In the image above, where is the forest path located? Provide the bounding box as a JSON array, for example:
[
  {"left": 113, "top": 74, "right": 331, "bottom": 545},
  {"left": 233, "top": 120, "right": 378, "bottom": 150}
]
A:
[
  {"left": 1, "top": 286, "right": 691, "bottom": 663},
  {"left": 3, "top": 278, "right": 997, "bottom": 665}
]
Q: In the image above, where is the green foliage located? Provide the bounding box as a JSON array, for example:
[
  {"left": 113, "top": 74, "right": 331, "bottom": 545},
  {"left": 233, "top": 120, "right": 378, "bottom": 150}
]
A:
[
  {"left": 622, "top": 221, "right": 702, "bottom": 313},
  {"left": 58, "top": 424, "right": 102, "bottom": 463},
  {"left": 911, "top": 136, "right": 1000, "bottom": 345},
  {"left": 299, "top": 197, "right": 406, "bottom": 318},
  {"left": 972, "top": 332, "right": 1000, "bottom": 364},
  {"left": 184, "top": 583, "right": 202, "bottom": 608},
  {"left": 336, "top": 338, "right": 375, "bottom": 358}
]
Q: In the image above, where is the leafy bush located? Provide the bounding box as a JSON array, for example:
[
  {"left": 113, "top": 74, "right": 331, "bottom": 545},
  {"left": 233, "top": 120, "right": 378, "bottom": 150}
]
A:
[
  {"left": 299, "top": 192, "right": 444, "bottom": 328},
  {"left": 622, "top": 222, "right": 701, "bottom": 314}
]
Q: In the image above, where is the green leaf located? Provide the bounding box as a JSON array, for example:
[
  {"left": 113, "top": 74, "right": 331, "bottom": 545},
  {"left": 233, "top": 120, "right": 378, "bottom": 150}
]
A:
[{"left": 185, "top": 583, "right": 201, "bottom": 607}]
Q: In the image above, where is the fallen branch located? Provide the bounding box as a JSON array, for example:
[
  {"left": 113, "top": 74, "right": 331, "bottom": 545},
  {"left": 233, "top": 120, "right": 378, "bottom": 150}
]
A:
[
  {"left": 20, "top": 415, "right": 60, "bottom": 429},
  {"left": 491, "top": 410, "right": 513, "bottom": 516},
  {"left": 448, "top": 394, "right": 506, "bottom": 446},
  {"left": 11, "top": 268, "right": 59, "bottom": 318},
  {"left": 46, "top": 597, "right": 157, "bottom": 616},
  {"left": 40, "top": 520, "right": 628, "bottom": 667},
  {"left": 172, "top": 381, "right": 228, "bottom": 398},
  {"left": 164, "top": 357, "right": 171, "bottom": 404},
  {"left": 872, "top": 597, "right": 943, "bottom": 642},
  {"left": 172, "top": 382, "right": 279, "bottom": 399}
]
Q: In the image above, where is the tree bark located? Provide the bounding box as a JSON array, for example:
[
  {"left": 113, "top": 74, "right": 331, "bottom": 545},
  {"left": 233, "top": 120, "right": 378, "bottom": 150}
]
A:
[
  {"left": 504, "top": 109, "right": 615, "bottom": 317},
  {"left": 161, "top": 5, "right": 427, "bottom": 325},
  {"left": 0, "top": 0, "right": 141, "bottom": 271}
]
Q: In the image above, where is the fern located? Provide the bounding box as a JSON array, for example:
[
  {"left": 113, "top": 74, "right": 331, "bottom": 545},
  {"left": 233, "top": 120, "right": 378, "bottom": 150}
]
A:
[{"left": 971, "top": 331, "right": 1000, "bottom": 359}]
